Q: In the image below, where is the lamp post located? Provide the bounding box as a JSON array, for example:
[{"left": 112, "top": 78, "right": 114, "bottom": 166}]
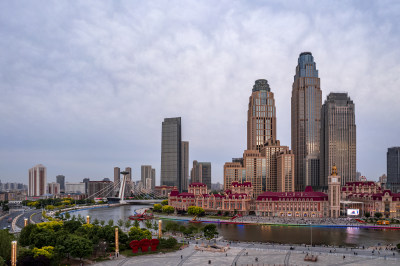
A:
[
  {"left": 11, "top": 241, "right": 17, "bottom": 266},
  {"left": 158, "top": 220, "right": 162, "bottom": 238},
  {"left": 310, "top": 222, "right": 312, "bottom": 248},
  {"left": 24, "top": 218, "right": 28, "bottom": 227},
  {"left": 86, "top": 215, "right": 90, "bottom": 224},
  {"left": 115, "top": 227, "right": 119, "bottom": 257}
]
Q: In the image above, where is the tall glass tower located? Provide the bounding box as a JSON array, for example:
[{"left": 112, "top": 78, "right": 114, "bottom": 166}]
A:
[
  {"left": 320, "top": 93, "right": 356, "bottom": 187},
  {"left": 291, "top": 52, "right": 322, "bottom": 191},
  {"left": 387, "top": 147, "right": 400, "bottom": 193},
  {"left": 247, "top": 79, "right": 277, "bottom": 151},
  {"left": 161, "top": 117, "right": 182, "bottom": 192}
]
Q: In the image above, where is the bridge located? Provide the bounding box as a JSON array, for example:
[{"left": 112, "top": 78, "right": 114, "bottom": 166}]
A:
[{"left": 87, "top": 171, "right": 167, "bottom": 205}]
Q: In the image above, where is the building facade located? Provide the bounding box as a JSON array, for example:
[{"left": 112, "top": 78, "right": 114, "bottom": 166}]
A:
[
  {"left": 277, "top": 150, "right": 295, "bottom": 192},
  {"left": 190, "top": 160, "right": 212, "bottom": 190},
  {"left": 387, "top": 147, "right": 400, "bottom": 193},
  {"left": 320, "top": 93, "right": 356, "bottom": 187},
  {"left": 47, "top": 182, "right": 60, "bottom": 195},
  {"left": 161, "top": 117, "right": 182, "bottom": 191},
  {"left": 28, "top": 164, "right": 47, "bottom": 197},
  {"left": 247, "top": 79, "right": 277, "bottom": 151},
  {"left": 291, "top": 52, "right": 322, "bottom": 191},
  {"left": 65, "top": 182, "right": 86, "bottom": 194},
  {"left": 181, "top": 141, "right": 189, "bottom": 192},
  {"left": 88, "top": 181, "right": 113, "bottom": 199},
  {"left": 56, "top": 175, "right": 65, "bottom": 193}
]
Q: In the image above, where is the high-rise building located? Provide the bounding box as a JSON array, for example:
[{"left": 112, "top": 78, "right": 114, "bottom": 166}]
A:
[
  {"left": 65, "top": 182, "right": 85, "bottom": 194},
  {"left": 83, "top": 178, "right": 90, "bottom": 195},
  {"left": 277, "top": 150, "right": 295, "bottom": 192},
  {"left": 247, "top": 79, "right": 276, "bottom": 151},
  {"left": 114, "top": 167, "right": 120, "bottom": 185},
  {"left": 56, "top": 175, "right": 65, "bottom": 192},
  {"left": 47, "top": 182, "right": 60, "bottom": 195},
  {"left": 181, "top": 141, "right": 189, "bottom": 192},
  {"left": 125, "top": 167, "right": 132, "bottom": 196},
  {"left": 161, "top": 117, "right": 182, "bottom": 191},
  {"left": 88, "top": 180, "right": 113, "bottom": 198},
  {"left": 28, "top": 164, "right": 47, "bottom": 197},
  {"left": 190, "top": 160, "right": 212, "bottom": 190},
  {"left": 141, "top": 165, "right": 156, "bottom": 190},
  {"left": 320, "top": 93, "right": 356, "bottom": 187},
  {"left": 328, "top": 165, "right": 341, "bottom": 218},
  {"left": 291, "top": 52, "right": 322, "bottom": 191},
  {"left": 387, "top": 147, "right": 400, "bottom": 193}
]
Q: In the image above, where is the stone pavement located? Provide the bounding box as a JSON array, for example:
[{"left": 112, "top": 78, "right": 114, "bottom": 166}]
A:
[{"left": 94, "top": 242, "right": 400, "bottom": 266}]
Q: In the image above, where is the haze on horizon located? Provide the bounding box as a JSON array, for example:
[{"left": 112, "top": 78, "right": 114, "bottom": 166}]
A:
[{"left": 1, "top": 0, "right": 399, "bottom": 185}]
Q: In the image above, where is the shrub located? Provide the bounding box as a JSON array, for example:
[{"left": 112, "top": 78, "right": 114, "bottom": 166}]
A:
[{"left": 159, "top": 237, "right": 178, "bottom": 249}]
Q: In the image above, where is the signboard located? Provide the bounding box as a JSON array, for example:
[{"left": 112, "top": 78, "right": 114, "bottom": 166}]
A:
[{"left": 347, "top": 209, "right": 359, "bottom": 215}]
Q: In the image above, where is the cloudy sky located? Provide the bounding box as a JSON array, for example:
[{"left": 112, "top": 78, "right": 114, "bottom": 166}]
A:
[{"left": 1, "top": 0, "right": 399, "bottom": 185}]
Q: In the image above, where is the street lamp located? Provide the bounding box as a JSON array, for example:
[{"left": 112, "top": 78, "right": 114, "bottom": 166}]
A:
[{"left": 310, "top": 222, "right": 312, "bottom": 248}]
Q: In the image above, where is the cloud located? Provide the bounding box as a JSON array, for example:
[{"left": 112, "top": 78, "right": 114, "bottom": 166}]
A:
[{"left": 0, "top": 0, "right": 399, "bottom": 184}]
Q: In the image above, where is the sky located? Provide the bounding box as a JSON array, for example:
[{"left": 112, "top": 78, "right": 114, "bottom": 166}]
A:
[{"left": 0, "top": 0, "right": 400, "bottom": 185}]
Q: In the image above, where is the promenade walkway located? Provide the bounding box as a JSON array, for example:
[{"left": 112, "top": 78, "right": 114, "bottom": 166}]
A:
[{"left": 95, "top": 240, "right": 400, "bottom": 266}]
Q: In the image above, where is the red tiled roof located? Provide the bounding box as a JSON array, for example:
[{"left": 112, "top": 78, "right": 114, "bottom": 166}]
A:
[
  {"left": 177, "top": 192, "right": 195, "bottom": 198},
  {"left": 345, "top": 181, "right": 376, "bottom": 186},
  {"left": 169, "top": 190, "right": 179, "bottom": 196}
]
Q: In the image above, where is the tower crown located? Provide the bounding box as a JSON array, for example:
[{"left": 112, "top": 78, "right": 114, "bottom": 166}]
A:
[
  {"left": 331, "top": 165, "right": 338, "bottom": 176},
  {"left": 252, "top": 79, "right": 270, "bottom": 92}
]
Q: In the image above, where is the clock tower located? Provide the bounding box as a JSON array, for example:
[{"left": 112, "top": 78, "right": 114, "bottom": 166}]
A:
[{"left": 328, "top": 165, "right": 341, "bottom": 218}]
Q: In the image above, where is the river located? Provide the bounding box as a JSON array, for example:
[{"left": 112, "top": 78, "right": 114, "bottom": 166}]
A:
[{"left": 71, "top": 205, "right": 400, "bottom": 247}]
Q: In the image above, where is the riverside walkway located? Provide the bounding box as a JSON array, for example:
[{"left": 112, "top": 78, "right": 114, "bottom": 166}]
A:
[{"left": 95, "top": 239, "right": 400, "bottom": 266}]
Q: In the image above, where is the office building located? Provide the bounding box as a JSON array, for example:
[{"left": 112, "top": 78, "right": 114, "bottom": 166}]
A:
[
  {"left": 320, "top": 93, "right": 356, "bottom": 187},
  {"left": 181, "top": 141, "right": 189, "bottom": 192},
  {"left": 88, "top": 180, "right": 113, "bottom": 198},
  {"left": 28, "top": 164, "right": 47, "bottom": 197},
  {"left": 47, "top": 182, "right": 60, "bottom": 195},
  {"left": 277, "top": 150, "right": 295, "bottom": 192},
  {"left": 387, "top": 147, "right": 400, "bottom": 193},
  {"left": 291, "top": 52, "right": 322, "bottom": 191},
  {"left": 56, "top": 175, "right": 65, "bottom": 192},
  {"left": 190, "top": 160, "right": 212, "bottom": 190},
  {"left": 141, "top": 165, "right": 156, "bottom": 190},
  {"left": 65, "top": 182, "right": 86, "bottom": 194},
  {"left": 124, "top": 167, "right": 132, "bottom": 196},
  {"left": 83, "top": 178, "right": 90, "bottom": 194},
  {"left": 247, "top": 79, "right": 276, "bottom": 151},
  {"left": 161, "top": 117, "right": 182, "bottom": 191}
]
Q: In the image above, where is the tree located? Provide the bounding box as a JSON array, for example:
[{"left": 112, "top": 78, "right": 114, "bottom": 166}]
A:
[
  {"left": 134, "top": 220, "right": 140, "bottom": 228},
  {"left": 32, "top": 246, "right": 54, "bottom": 259},
  {"left": 145, "top": 220, "right": 152, "bottom": 230},
  {"left": 93, "top": 218, "right": 100, "bottom": 225},
  {"left": 162, "top": 205, "right": 174, "bottom": 214},
  {"left": 159, "top": 237, "right": 177, "bottom": 249},
  {"left": 64, "top": 212, "right": 71, "bottom": 220},
  {"left": 65, "top": 235, "right": 93, "bottom": 260},
  {"left": 117, "top": 219, "right": 124, "bottom": 228},
  {"left": 374, "top": 212, "right": 383, "bottom": 219},
  {"left": 202, "top": 224, "right": 218, "bottom": 240},
  {"left": 161, "top": 200, "right": 169, "bottom": 206},
  {"left": 19, "top": 224, "right": 36, "bottom": 246},
  {"left": 0, "top": 230, "right": 13, "bottom": 261},
  {"left": 100, "top": 220, "right": 105, "bottom": 226},
  {"left": 128, "top": 226, "right": 151, "bottom": 241},
  {"left": 108, "top": 219, "right": 114, "bottom": 227},
  {"left": 153, "top": 221, "right": 159, "bottom": 231},
  {"left": 365, "top": 212, "right": 371, "bottom": 218},
  {"left": 187, "top": 206, "right": 205, "bottom": 216},
  {"left": 153, "top": 204, "right": 162, "bottom": 212},
  {"left": 125, "top": 220, "right": 132, "bottom": 230},
  {"left": 165, "top": 221, "right": 179, "bottom": 233}
]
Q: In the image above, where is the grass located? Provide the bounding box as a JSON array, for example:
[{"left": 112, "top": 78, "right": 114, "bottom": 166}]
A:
[{"left": 206, "top": 215, "right": 232, "bottom": 220}]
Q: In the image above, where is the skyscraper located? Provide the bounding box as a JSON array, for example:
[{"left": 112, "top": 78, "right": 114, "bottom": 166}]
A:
[
  {"left": 56, "top": 175, "right": 65, "bottom": 193},
  {"left": 28, "top": 164, "right": 47, "bottom": 197},
  {"left": 387, "top": 147, "right": 400, "bottom": 193},
  {"left": 291, "top": 52, "right": 322, "bottom": 191},
  {"left": 247, "top": 79, "right": 276, "bottom": 151},
  {"left": 125, "top": 167, "right": 132, "bottom": 196},
  {"left": 141, "top": 165, "right": 156, "bottom": 190},
  {"left": 190, "top": 160, "right": 212, "bottom": 190},
  {"left": 320, "top": 93, "right": 356, "bottom": 187},
  {"left": 181, "top": 141, "right": 189, "bottom": 192},
  {"left": 161, "top": 117, "right": 182, "bottom": 192}
]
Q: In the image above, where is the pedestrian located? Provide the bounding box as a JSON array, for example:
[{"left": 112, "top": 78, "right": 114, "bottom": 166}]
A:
[
  {"left": 343, "top": 255, "right": 345, "bottom": 260},
  {"left": 181, "top": 255, "right": 183, "bottom": 259}
]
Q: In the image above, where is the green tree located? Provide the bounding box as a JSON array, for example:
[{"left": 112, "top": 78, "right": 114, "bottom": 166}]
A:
[
  {"left": 374, "top": 212, "right": 383, "bottom": 219},
  {"left": 65, "top": 235, "right": 93, "bottom": 261},
  {"left": 202, "top": 224, "right": 218, "bottom": 240},
  {"left": 100, "top": 220, "right": 105, "bottom": 226},
  {"left": 161, "top": 200, "right": 169, "bottom": 206},
  {"left": 93, "top": 218, "right": 100, "bottom": 225},
  {"left": 162, "top": 205, "right": 174, "bottom": 214},
  {"left": 365, "top": 212, "right": 371, "bottom": 218},
  {"left": 108, "top": 219, "right": 114, "bottom": 227},
  {"left": 187, "top": 206, "right": 205, "bottom": 216},
  {"left": 159, "top": 237, "right": 177, "bottom": 249},
  {"left": 19, "top": 224, "right": 36, "bottom": 246},
  {"left": 65, "top": 212, "right": 71, "bottom": 220},
  {"left": 117, "top": 219, "right": 124, "bottom": 228},
  {"left": 153, "top": 204, "right": 162, "bottom": 212},
  {"left": 153, "top": 221, "right": 159, "bottom": 231},
  {"left": 32, "top": 246, "right": 54, "bottom": 259},
  {"left": 0, "top": 230, "right": 13, "bottom": 261},
  {"left": 165, "top": 221, "right": 179, "bottom": 233},
  {"left": 125, "top": 220, "right": 132, "bottom": 230},
  {"left": 128, "top": 226, "right": 151, "bottom": 241},
  {"left": 145, "top": 220, "right": 152, "bottom": 230},
  {"left": 134, "top": 220, "right": 140, "bottom": 228}
]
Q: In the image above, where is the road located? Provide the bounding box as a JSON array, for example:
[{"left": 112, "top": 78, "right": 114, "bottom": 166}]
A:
[{"left": 0, "top": 209, "right": 43, "bottom": 232}]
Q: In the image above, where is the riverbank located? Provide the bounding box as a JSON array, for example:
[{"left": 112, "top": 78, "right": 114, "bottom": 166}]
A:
[{"left": 154, "top": 214, "right": 400, "bottom": 230}]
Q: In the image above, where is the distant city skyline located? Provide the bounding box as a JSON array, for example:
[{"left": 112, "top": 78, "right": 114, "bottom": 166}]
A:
[{"left": 1, "top": 1, "right": 400, "bottom": 184}]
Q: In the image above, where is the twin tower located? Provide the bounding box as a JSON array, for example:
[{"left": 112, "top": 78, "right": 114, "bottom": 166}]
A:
[{"left": 224, "top": 52, "right": 356, "bottom": 197}]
